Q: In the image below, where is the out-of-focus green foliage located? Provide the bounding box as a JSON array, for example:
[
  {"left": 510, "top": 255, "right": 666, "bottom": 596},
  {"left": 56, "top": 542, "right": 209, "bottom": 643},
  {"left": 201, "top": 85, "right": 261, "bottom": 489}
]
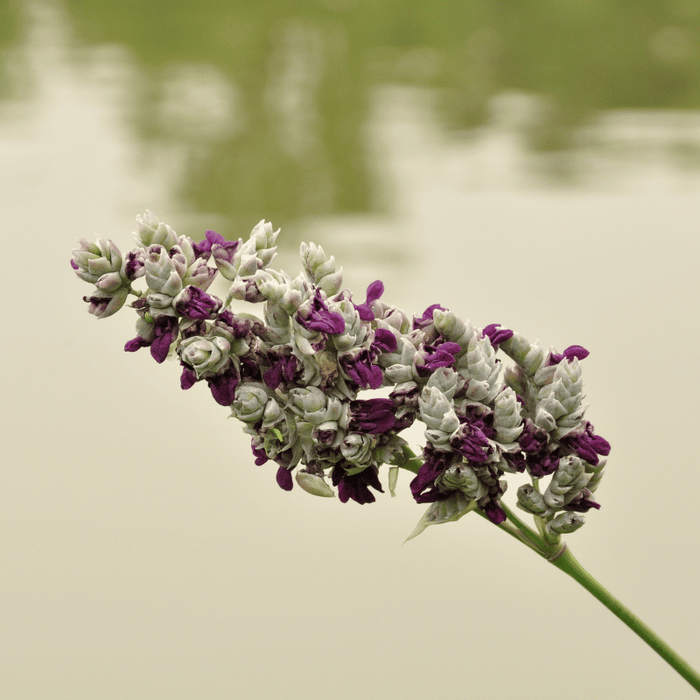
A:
[
  {"left": 4, "top": 0, "right": 700, "bottom": 226},
  {"left": 0, "top": 0, "right": 26, "bottom": 101}
]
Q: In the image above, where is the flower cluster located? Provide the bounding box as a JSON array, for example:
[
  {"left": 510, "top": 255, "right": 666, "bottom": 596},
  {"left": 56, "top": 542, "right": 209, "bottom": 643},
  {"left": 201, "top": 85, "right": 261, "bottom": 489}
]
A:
[{"left": 71, "top": 212, "right": 610, "bottom": 538}]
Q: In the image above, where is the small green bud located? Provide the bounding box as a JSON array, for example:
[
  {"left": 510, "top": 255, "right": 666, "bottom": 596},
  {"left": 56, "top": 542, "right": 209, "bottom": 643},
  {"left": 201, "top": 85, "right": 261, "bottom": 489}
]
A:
[
  {"left": 516, "top": 484, "right": 550, "bottom": 515},
  {"left": 295, "top": 471, "right": 335, "bottom": 498},
  {"left": 546, "top": 511, "right": 586, "bottom": 535}
]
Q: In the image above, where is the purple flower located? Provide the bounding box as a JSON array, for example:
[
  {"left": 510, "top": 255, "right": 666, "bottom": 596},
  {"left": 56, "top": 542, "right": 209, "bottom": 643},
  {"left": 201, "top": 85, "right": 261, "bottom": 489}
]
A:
[
  {"left": 263, "top": 351, "right": 299, "bottom": 390},
  {"left": 179, "top": 362, "right": 239, "bottom": 405},
  {"left": 124, "top": 250, "right": 145, "bottom": 281},
  {"left": 413, "top": 303, "right": 446, "bottom": 331},
  {"left": 124, "top": 316, "right": 178, "bottom": 363},
  {"left": 371, "top": 328, "right": 398, "bottom": 354},
  {"left": 251, "top": 443, "right": 269, "bottom": 466},
  {"left": 483, "top": 323, "right": 514, "bottom": 348},
  {"left": 563, "top": 488, "right": 601, "bottom": 513},
  {"left": 350, "top": 398, "right": 397, "bottom": 434},
  {"left": 174, "top": 286, "right": 222, "bottom": 319},
  {"left": 192, "top": 229, "right": 234, "bottom": 259},
  {"left": 340, "top": 348, "right": 384, "bottom": 390},
  {"left": 180, "top": 366, "right": 197, "bottom": 390},
  {"left": 410, "top": 445, "right": 456, "bottom": 503},
  {"left": 501, "top": 450, "right": 527, "bottom": 473},
  {"left": 353, "top": 280, "right": 384, "bottom": 321},
  {"left": 276, "top": 465, "right": 294, "bottom": 491},
  {"left": 82, "top": 288, "right": 129, "bottom": 319},
  {"left": 548, "top": 345, "right": 590, "bottom": 365},
  {"left": 417, "top": 342, "right": 461, "bottom": 375},
  {"left": 331, "top": 465, "right": 384, "bottom": 504},
  {"left": 449, "top": 420, "right": 493, "bottom": 463},
  {"left": 482, "top": 500, "right": 506, "bottom": 524},
  {"left": 561, "top": 421, "right": 610, "bottom": 466},
  {"left": 207, "top": 368, "right": 240, "bottom": 406},
  {"left": 515, "top": 418, "right": 561, "bottom": 477},
  {"left": 208, "top": 230, "right": 241, "bottom": 271},
  {"left": 296, "top": 291, "right": 346, "bottom": 335}
]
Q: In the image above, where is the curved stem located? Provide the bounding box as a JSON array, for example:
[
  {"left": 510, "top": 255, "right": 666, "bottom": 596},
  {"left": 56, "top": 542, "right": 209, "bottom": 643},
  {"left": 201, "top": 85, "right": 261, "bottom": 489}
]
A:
[
  {"left": 394, "top": 445, "right": 700, "bottom": 690},
  {"left": 550, "top": 546, "right": 700, "bottom": 693}
]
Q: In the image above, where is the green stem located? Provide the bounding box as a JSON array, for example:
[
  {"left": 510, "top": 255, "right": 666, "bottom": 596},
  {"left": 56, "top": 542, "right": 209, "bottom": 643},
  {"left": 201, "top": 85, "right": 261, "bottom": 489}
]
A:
[
  {"left": 497, "top": 503, "right": 700, "bottom": 691},
  {"left": 396, "top": 446, "right": 700, "bottom": 689},
  {"left": 550, "top": 546, "right": 700, "bottom": 693}
]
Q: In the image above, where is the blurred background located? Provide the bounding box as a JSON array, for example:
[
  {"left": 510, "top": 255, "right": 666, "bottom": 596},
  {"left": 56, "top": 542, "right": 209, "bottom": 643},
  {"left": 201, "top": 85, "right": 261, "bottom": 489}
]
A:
[{"left": 2, "top": 1, "right": 700, "bottom": 698}]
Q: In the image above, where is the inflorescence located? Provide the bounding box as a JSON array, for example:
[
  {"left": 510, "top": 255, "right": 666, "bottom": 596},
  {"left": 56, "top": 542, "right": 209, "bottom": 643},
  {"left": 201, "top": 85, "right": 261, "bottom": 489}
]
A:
[{"left": 71, "top": 212, "right": 610, "bottom": 538}]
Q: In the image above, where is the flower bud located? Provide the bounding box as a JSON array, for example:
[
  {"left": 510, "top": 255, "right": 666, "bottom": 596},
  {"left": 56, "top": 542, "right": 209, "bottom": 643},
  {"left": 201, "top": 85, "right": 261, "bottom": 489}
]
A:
[
  {"left": 300, "top": 241, "right": 343, "bottom": 296},
  {"left": 544, "top": 455, "right": 590, "bottom": 508},
  {"left": 72, "top": 238, "right": 123, "bottom": 284},
  {"left": 144, "top": 245, "right": 183, "bottom": 297},
  {"left": 419, "top": 386, "right": 459, "bottom": 433},
  {"left": 546, "top": 511, "right": 586, "bottom": 535},
  {"left": 82, "top": 287, "right": 129, "bottom": 319},
  {"left": 436, "top": 463, "right": 487, "bottom": 500},
  {"left": 493, "top": 387, "right": 524, "bottom": 444},
  {"left": 295, "top": 471, "right": 335, "bottom": 497},
  {"left": 425, "top": 366, "right": 462, "bottom": 399},
  {"left": 134, "top": 211, "right": 179, "bottom": 249},
  {"left": 516, "top": 484, "right": 550, "bottom": 515},
  {"left": 288, "top": 386, "right": 324, "bottom": 414},
  {"left": 231, "top": 382, "right": 270, "bottom": 423},
  {"left": 459, "top": 336, "right": 500, "bottom": 403},
  {"left": 500, "top": 332, "right": 546, "bottom": 376},
  {"left": 341, "top": 433, "right": 376, "bottom": 466},
  {"left": 433, "top": 310, "right": 475, "bottom": 352},
  {"left": 230, "top": 220, "right": 279, "bottom": 278},
  {"left": 178, "top": 335, "right": 231, "bottom": 377}
]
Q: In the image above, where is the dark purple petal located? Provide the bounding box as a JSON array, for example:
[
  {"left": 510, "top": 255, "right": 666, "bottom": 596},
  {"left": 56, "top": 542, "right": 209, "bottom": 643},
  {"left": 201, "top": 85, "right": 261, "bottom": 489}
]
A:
[
  {"left": 350, "top": 398, "right": 397, "bottom": 434},
  {"left": 124, "top": 336, "right": 150, "bottom": 353},
  {"left": 252, "top": 443, "right": 269, "bottom": 466},
  {"left": 528, "top": 453, "right": 560, "bottom": 478},
  {"left": 207, "top": 370, "right": 239, "bottom": 406},
  {"left": 365, "top": 280, "right": 384, "bottom": 303},
  {"left": 372, "top": 328, "right": 397, "bottom": 353},
  {"left": 563, "top": 345, "right": 589, "bottom": 361},
  {"left": 150, "top": 317, "right": 179, "bottom": 363},
  {"left": 409, "top": 445, "right": 454, "bottom": 503},
  {"left": 502, "top": 451, "right": 527, "bottom": 473},
  {"left": 483, "top": 323, "right": 514, "bottom": 348},
  {"left": 174, "top": 286, "right": 222, "bottom": 319},
  {"left": 518, "top": 419, "right": 549, "bottom": 454},
  {"left": 210, "top": 233, "right": 241, "bottom": 265},
  {"left": 548, "top": 344, "right": 590, "bottom": 365},
  {"left": 564, "top": 489, "right": 601, "bottom": 512},
  {"left": 70, "top": 259, "right": 79, "bottom": 270},
  {"left": 124, "top": 251, "right": 145, "bottom": 280},
  {"left": 561, "top": 421, "right": 610, "bottom": 466},
  {"left": 263, "top": 353, "right": 298, "bottom": 390},
  {"left": 482, "top": 501, "right": 507, "bottom": 524},
  {"left": 450, "top": 422, "right": 493, "bottom": 463},
  {"left": 297, "top": 291, "right": 346, "bottom": 335},
  {"left": 276, "top": 465, "right": 294, "bottom": 491},
  {"left": 340, "top": 350, "right": 384, "bottom": 390},
  {"left": 354, "top": 280, "right": 385, "bottom": 321},
  {"left": 332, "top": 466, "right": 384, "bottom": 504},
  {"left": 150, "top": 333, "right": 173, "bottom": 363},
  {"left": 419, "top": 342, "right": 461, "bottom": 373},
  {"left": 413, "top": 304, "right": 446, "bottom": 330},
  {"left": 180, "top": 366, "right": 197, "bottom": 390},
  {"left": 193, "top": 230, "right": 227, "bottom": 258}
]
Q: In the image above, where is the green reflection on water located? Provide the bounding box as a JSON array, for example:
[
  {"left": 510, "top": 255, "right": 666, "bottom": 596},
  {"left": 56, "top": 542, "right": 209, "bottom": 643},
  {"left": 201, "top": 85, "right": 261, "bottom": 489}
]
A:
[{"left": 2, "top": 0, "right": 700, "bottom": 226}]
